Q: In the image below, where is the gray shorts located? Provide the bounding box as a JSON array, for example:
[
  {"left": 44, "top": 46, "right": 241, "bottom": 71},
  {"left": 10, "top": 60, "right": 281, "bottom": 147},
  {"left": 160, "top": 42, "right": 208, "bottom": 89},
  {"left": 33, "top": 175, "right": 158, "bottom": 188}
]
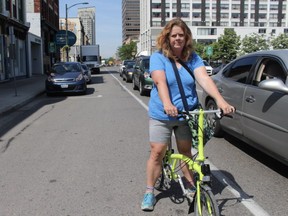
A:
[{"left": 149, "top": 118, "right": 192, "bottom": 144}]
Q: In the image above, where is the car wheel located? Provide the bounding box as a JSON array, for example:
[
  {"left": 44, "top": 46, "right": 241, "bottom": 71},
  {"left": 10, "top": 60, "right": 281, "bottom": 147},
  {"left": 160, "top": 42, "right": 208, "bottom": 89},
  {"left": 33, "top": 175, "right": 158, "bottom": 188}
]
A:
[
  {"left": 139, "top": 81, "right": 145, "bottom": 96},
  {"left": 206, "top": 99, "right": 224, "bottom": 137},
  {"left": 133, "top": 77, "right": 138, "bottom": 90}
]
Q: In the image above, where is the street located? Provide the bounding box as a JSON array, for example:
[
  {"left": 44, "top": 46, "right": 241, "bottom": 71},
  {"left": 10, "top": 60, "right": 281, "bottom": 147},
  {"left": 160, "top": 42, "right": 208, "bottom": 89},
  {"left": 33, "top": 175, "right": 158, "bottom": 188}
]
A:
[{"left": 0, "top": 66, "right": 287, "bottom": 216}]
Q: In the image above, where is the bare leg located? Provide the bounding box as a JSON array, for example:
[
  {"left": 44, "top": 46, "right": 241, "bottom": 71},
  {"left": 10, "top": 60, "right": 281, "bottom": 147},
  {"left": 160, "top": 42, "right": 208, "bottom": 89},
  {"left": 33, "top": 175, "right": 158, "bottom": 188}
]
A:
[
  {"left": 145, "top": 142, "right": 167, "bottom": 192},
  {"left": 176, "top": 139, "right": 195, "bottom": 187}
]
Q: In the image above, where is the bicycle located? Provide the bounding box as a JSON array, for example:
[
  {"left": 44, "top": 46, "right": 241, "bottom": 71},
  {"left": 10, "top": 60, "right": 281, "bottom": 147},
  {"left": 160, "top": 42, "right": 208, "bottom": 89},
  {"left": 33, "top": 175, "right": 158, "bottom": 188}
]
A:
[{"left": 155, "top": 108, "right": 224, "bottom": 216}]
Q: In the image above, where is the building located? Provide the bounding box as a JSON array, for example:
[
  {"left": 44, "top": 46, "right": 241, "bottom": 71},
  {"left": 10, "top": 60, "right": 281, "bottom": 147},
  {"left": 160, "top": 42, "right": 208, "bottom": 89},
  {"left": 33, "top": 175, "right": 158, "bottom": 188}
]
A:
[
  {"left": 0, "top": 0, "right": 30, "bottom": 81},
  {"left": 140, "top": 0, "right": 288, "bottom": 55},
  {"left": 122, "top": 0, "right": 140, "bottom": 44},
  {"left": 78, "top": 7, "right": 96, "bottom": 45}
]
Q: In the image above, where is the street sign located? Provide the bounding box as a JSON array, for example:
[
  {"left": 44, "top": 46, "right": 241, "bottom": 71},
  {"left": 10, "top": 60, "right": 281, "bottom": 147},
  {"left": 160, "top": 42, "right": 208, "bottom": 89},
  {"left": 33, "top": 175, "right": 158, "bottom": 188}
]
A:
[
  {"left": 49, "top": 42, "right": 56, "bottom": 53},
  {"left": 206, "top": 46, "right": 213, "bottom": 56},
  {"left": 55, "top": 30, "right": 77, "bottom": 47}
]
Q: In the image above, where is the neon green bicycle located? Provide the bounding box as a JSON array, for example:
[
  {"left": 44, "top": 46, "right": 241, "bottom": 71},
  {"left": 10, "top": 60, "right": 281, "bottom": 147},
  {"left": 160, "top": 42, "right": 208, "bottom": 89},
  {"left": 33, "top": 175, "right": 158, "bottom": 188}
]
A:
[{"left": 155, "top": 108, "right": 224, "bottom": 216}]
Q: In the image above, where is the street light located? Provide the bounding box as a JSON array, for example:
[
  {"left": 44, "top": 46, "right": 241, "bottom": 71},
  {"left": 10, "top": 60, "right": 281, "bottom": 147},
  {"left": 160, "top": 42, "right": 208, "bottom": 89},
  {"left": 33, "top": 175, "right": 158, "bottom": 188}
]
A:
[{"left": 65, "top": 2, "right": 89, "bottom": 62}]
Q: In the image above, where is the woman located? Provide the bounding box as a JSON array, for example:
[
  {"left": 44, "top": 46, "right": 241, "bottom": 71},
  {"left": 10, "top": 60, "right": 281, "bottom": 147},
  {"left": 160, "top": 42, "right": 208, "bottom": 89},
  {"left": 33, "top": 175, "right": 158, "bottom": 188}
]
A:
[{"left": 141, "top": 18, "right": 235, "bottom": 211}]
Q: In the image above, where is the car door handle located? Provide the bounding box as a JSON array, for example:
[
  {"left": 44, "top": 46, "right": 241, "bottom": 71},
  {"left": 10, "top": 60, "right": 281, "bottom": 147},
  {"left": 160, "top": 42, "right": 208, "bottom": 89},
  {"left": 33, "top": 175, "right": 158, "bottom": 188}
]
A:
[{"left": 245, "top": 95, "right": 255, "bottom": 103}]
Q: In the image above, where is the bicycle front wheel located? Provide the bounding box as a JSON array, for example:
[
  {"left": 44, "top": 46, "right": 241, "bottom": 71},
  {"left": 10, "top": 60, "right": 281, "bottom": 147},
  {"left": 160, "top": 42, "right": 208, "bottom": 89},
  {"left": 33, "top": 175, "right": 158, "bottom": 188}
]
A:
[{"left": 194, "top": 187, "right": 220, "bottom": 216}]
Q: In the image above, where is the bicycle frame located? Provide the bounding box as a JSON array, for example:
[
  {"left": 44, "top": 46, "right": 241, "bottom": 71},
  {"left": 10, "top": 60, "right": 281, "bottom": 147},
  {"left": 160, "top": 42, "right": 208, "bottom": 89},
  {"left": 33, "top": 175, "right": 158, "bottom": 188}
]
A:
[{"left": 161, "top": 109, "right": 222, "bottom": 215}]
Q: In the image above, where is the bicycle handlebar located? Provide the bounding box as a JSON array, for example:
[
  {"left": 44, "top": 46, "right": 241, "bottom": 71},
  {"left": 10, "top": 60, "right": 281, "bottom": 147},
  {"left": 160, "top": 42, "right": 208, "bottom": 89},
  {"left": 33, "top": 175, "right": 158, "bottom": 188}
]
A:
[
  {"left": 164, "top": 109, "right": 234, "bottom": 119},
  {"left": 178, "top": 109, "right": 224, "bottom": 119}
]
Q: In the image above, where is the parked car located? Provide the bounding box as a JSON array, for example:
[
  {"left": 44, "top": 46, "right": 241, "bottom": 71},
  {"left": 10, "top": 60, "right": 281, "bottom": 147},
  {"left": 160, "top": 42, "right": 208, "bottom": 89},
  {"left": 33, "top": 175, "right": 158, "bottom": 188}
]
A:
[
  {"left": 200, "top": 49, "right": 288, "bottom": 166},
  {"left": 45, "top": 62, "right": 87, "bottom": 96},
  {"left": 132, "top": 56, "right": 153, "bottom": 96},
  {"left": 81, "top": 63, "right": 92, "bottom": 84},
  {"left": 122, "top": 60, "right": 135, "bottom": 82},
  {"left": 119, "top": 60, "right": 135, "bottom": 77},
  {"left": 203, "top": 60, "right": 213, "bottom": 75}
]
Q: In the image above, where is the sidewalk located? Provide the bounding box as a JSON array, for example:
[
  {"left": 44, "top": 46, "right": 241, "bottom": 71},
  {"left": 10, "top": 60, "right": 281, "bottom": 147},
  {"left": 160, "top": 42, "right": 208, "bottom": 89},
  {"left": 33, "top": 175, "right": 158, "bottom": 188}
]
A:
[{"left": 0, "top": 75, "right": 46, "bottom": 116}]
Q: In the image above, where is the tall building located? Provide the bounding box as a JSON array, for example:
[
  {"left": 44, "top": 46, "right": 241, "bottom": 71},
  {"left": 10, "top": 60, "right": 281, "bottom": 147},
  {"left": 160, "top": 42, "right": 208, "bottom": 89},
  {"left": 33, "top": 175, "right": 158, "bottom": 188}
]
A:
[
  {"left": 78, "top": 7, "right": 96, "bottom": 45},
  {"left": 122, "top": 0, "right": 140, "bottom": 44},
  {"left": 140, "top": 0, "right": 288, "bottom": 55}
]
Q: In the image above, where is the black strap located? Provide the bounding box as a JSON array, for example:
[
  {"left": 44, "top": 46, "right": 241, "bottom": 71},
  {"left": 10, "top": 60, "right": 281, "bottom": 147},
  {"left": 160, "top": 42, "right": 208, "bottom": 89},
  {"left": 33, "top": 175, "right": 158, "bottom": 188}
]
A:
[
  {"left": 177, "top": 58, "right": 195, "bottom": 80},
  {"left": 169, "top": 58, "right": 190, "bottom": 113}
]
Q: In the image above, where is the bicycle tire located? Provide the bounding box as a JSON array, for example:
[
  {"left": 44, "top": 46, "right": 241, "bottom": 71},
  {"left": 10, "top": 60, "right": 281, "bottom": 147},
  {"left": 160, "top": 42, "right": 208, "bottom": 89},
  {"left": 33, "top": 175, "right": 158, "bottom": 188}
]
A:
[{"left": 194, "top": 186, "right": 220, "bottom": 216}]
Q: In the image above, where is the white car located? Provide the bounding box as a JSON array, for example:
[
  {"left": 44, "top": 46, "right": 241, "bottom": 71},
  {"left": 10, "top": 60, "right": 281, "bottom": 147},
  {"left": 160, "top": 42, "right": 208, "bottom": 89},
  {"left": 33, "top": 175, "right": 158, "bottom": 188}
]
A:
[{"left": 203, "top": 60, "right": 213, "bottom": 75}]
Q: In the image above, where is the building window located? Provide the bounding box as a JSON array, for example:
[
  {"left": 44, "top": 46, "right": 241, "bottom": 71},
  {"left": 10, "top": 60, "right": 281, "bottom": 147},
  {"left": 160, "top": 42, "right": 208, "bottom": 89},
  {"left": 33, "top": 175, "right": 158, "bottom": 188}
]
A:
[
  {"left": 181, "top": 3, "right": 190, "bottom": 9},
  {"left": 259, "top": 29, "right": 266, "bottom": 34},
  {"left": 197, "top": 28, "right": 217, "bottom": 36},
  {"left": 152, "top": 3, "right": 161, "bottom": 9},
  {"left": 192, "top": 3, "right": 201, "bottom": 9},
  {"left": 181, "top": 12, "right": 189, "bottom": 18}
]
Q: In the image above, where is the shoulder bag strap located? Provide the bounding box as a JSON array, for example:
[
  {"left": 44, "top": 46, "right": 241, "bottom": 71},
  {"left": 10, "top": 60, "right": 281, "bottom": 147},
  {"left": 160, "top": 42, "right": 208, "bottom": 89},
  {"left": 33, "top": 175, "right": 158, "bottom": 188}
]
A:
[
  {"left": 177, "top": 59, "right": 195, "bottom": 80},
  {"left": 169, "top": 58, "right": 190, "bottom": 113}
]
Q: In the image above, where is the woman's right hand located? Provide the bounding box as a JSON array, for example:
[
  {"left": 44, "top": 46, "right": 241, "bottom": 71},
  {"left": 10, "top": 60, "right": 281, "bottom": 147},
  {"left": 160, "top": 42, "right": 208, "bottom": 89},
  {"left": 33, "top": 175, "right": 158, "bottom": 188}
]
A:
[{"left": 164, "top": 103, "right": 178, "bottom": 117}]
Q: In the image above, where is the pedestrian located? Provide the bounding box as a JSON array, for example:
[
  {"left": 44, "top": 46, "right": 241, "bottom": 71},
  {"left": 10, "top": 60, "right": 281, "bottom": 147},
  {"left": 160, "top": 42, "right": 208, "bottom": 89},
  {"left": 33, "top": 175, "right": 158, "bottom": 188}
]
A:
[{"left": 141, "top": 18, "right": 235, "bottom": 211}]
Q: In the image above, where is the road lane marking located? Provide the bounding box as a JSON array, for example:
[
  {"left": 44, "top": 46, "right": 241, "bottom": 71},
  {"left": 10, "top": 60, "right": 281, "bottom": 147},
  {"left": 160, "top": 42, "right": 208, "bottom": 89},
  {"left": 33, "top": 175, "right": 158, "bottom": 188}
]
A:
[{"left": 108, "top": 68, "right": 270, "bottom": 216}]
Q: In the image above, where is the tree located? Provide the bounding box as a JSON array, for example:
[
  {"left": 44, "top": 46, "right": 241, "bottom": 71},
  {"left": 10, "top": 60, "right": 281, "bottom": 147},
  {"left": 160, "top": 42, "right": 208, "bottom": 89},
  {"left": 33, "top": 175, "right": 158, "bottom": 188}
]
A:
[
  {"left": 117, "top": 41, "right": 137, "bottom": 60},
  {"left": 270, "top": 33, "right": 288, "bottom": 49},
  {"left": 216, "top": 28, "right": 241, "bottom": 61},
  {"left": 241, "top": 33, "right": 269, "bottom": 54}
]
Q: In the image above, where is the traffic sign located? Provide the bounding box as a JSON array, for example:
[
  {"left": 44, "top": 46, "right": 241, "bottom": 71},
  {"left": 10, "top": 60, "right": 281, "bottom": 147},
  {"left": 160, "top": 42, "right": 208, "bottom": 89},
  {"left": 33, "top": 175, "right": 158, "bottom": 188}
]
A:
[
  {"left": 55, "top": 30, "right": 77, "bottom": 47},
  {"left": 206, "top": 46, "right": 213, "bottom": 56}
]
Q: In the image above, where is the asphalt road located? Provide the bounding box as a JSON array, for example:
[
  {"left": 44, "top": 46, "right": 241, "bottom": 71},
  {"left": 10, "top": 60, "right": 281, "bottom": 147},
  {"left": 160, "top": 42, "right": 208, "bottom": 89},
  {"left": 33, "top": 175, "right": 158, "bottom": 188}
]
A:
[{"left": 0, "top": 66, "right": 287, "bottom": 215}]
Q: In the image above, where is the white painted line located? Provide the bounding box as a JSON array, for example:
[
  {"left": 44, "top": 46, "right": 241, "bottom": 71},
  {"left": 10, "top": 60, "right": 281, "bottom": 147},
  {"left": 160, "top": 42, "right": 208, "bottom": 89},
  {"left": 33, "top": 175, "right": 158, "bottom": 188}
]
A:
[
  {"left": 109, "top": 72, "right": 148, "bottom": 111},
  {"left": 108, "top": 68, "right": 270, "bottom": 216}
]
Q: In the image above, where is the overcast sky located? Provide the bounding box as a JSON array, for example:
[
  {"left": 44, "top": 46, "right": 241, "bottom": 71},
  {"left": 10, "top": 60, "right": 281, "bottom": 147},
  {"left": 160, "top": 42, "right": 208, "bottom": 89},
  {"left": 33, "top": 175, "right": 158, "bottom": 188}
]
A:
[{"left": 59, "top": 0, "right": 122, "bottom": 58}]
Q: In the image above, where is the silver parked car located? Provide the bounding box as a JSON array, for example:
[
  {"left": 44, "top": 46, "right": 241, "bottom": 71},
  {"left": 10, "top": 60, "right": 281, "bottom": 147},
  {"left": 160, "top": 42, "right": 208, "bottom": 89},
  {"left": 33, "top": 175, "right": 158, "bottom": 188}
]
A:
[{"left": 201, "top": 49, "right": 288, "bottom": 166}]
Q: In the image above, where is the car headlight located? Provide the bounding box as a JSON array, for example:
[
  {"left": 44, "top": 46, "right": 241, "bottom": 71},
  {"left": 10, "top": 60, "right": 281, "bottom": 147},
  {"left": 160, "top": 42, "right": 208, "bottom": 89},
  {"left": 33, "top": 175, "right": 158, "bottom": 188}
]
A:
[
  {"left": 144, "top": 72, "right": 150, "bottom": 78},
  {"left": 47, "top": 76, "right": 55, "bottom": 82},
  {"left": 76, "top": 74, "right": 84, "bottom": 81}
]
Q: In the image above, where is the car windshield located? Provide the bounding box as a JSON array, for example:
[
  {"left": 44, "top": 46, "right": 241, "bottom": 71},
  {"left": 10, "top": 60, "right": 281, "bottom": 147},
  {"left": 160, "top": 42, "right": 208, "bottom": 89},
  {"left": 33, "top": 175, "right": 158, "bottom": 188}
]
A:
[
  {"left": 53, "top": 63, "right": 81, "bottom": 74},
  {"left": 124, "top": 60, "right": 134, "bottom": 66},
  {"left": 126, "top": 62, "right": 135, "bottom": 69}
]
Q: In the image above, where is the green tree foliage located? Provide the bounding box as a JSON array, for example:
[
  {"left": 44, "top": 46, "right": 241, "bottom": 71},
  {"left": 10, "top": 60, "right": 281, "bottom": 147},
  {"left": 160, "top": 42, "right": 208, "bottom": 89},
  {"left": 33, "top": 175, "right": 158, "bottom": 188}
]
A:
[
  {"left": 216, "top": 28, "right": 241, "bottom": 61},
  {"left": 270, "top": 33, "right": 288, "bottom": 49},
  {"left": 241, "top": 33, "right": 269, "bottom": 54},
  {"left": 117, "top": 41, "right": 137, "bottom": 60}
]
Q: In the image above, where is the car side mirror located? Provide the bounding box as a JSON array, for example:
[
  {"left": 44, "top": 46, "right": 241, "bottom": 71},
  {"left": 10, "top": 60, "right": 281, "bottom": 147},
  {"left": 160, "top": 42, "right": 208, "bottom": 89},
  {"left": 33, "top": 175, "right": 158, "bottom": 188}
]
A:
[{"left": 259, "top": 78, "right": 288, "bottom": 94}]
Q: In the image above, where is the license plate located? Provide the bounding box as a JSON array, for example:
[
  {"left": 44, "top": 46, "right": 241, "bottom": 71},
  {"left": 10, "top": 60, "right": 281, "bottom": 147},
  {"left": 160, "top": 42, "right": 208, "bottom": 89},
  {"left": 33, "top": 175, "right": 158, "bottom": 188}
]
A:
[{"left": 61, "top": 84, "right": 68, "bottom": 88}]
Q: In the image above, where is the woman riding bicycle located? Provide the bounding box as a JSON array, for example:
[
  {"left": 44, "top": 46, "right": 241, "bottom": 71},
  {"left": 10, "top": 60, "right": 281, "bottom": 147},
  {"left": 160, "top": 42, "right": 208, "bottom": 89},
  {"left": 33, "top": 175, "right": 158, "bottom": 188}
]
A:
[{"left": 141, "top": 18, "right": 235, "bottom": 211}]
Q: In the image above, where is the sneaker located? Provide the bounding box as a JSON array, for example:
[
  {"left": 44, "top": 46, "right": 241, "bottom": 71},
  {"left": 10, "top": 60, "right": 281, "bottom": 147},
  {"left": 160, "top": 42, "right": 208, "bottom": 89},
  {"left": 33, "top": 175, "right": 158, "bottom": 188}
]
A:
[{"left": 141, "top": 193, "right": 156, "bottom": 211}]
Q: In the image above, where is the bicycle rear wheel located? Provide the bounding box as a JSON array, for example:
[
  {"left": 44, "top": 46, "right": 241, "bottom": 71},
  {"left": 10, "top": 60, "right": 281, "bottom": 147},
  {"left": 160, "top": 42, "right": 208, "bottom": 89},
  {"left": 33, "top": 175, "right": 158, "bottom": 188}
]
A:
[{"left": 194, "top": 187, "right": 220, "bottom": 216}]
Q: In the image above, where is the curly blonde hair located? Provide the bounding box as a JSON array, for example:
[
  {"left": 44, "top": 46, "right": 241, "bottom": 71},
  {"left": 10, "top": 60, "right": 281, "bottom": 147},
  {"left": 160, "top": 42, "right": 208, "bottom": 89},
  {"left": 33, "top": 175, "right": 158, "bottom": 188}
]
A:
[{"left": 156, "top": 18, "right": 194, "bottom": 61}]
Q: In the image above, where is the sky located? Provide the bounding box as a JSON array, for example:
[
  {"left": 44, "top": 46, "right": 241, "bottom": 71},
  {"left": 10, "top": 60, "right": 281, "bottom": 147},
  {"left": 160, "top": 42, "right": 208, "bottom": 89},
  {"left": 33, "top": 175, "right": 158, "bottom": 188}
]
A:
[{"left": 59, "top": 0, "right": 122, "bottom": 59}]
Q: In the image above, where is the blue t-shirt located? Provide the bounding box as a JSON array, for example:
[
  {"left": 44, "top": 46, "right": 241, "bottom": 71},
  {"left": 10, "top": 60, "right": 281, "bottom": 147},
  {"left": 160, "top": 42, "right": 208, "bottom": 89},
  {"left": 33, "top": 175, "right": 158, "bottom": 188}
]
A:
[{"left": 148, "top": 51, "right": 204, "bottom": 120}]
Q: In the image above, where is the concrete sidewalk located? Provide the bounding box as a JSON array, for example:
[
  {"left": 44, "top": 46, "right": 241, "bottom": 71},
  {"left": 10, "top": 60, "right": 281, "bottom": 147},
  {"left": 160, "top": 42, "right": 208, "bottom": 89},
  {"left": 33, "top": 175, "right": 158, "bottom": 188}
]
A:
[{"left": 0, "top": 75, "right": 46, "bottom": 116}]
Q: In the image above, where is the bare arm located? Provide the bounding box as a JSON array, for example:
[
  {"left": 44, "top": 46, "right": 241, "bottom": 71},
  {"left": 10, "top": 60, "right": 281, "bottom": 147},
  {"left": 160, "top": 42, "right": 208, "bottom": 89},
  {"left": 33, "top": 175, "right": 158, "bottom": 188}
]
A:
[
  {"left": 151, "top": 70, "right": 178, "bottom": 116},
  {"left": 194, "top": 66, "right": 235, "bottom": 114}
]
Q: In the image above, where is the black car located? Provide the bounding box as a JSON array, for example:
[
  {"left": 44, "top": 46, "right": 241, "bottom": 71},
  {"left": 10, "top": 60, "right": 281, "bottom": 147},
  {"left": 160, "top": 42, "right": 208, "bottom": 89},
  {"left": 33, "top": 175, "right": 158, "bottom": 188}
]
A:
[
  {"left": 122, "top": 61, "right": 135, "bottom": 82},
  {"left": 132, "top": 56, "right": 153, "bottom": 96},
  {"left": 45, "top": 62, "right": 87, "bottom": 96},
  {"left": 119, "top": 59, "right": 135, "bottom": 77}
]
